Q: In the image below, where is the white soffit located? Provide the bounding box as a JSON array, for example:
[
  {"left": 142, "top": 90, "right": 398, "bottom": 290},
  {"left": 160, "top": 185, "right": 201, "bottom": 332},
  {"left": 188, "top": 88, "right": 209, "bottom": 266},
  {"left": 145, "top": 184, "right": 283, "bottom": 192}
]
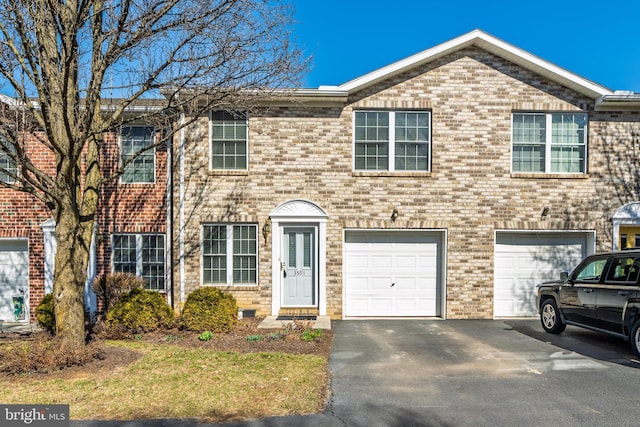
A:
[{"left": 336, "top": 29, "right": 613, "bottom": 99}]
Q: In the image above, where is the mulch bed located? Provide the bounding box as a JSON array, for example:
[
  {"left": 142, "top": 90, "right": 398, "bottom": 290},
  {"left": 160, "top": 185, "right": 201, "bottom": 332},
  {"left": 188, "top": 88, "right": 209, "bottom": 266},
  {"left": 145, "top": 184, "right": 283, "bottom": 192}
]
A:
[
  {"left": 0, "top": 317, "right": 333, "bottom": 379},
  {"left": 138, "top": 317, "right": 333, "bottom": 357}
]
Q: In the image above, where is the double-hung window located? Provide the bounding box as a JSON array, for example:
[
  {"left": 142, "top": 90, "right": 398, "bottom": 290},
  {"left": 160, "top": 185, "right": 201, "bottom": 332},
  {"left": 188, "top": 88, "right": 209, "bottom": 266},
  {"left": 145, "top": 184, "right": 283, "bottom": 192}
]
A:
[
  {"left": 0, "top": 139, "right": 16, "bottom": 183},
  {"left": 121, "top": 126, "right": 155, "bottom": 183},
  {"left": 112, "top": 234, "right": 166, "bottom": 291},
  {"left": 354, "top": 111, "right": 431, "bottom": 172},
  {"left": 210, "top": 111, "right": 248, "bottom": 170},
  {"left": 512, "top": 113, "right": 587, "bottom": 174},
  {"left": 202, "top": 224, "right": 257, "bottom": 285}
]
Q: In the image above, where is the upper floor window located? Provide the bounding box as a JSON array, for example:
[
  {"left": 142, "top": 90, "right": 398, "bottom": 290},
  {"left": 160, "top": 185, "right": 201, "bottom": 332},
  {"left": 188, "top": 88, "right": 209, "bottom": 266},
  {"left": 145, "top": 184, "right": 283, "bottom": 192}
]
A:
[
  {"left": 121, "top": 126, "right": 155, "bottom": 183},
  {"left": 0, "top": 140, "right": 16, "bottom": 184},
  {"left": 354, "top": 111, "right": 431, "bottom": 171},
  {"left": 210, "top": 111, "right": 248, "bottom": 170},
  {"left": 112, "top": 233, "right": 166, "bottom": 291},
  {"left": 512, "top": 113, "right": 587, "bottom": 174},
  {"left": 202, "top": 224, "right": 257, "bottom": 285}
]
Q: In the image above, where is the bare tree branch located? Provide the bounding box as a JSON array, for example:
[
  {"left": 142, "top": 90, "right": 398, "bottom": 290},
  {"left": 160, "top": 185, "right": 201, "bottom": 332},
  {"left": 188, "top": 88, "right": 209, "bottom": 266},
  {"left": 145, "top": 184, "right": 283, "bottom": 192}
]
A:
[{"left": 0, "top": 0, "right": 306, "bottom": 346}]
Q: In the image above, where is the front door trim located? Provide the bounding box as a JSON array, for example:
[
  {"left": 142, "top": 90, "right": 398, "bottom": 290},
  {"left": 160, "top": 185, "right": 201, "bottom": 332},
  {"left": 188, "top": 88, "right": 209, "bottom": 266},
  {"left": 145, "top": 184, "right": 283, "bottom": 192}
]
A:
[
  {"left": 269, "top": 199, "right": 327, "bottom": 316},
  {"left": 612, "top": 202, "right": 640, "bottom": 251},
  {"left": 282, "top": 226, "right": 317, "bottom": 307}
]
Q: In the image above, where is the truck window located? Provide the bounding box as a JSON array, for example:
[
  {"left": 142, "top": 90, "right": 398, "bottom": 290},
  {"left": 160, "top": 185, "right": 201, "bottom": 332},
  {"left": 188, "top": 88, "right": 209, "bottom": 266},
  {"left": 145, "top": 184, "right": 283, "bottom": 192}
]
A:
[{"left": 574, "top": 259, "right": 607, "bottom": 282}]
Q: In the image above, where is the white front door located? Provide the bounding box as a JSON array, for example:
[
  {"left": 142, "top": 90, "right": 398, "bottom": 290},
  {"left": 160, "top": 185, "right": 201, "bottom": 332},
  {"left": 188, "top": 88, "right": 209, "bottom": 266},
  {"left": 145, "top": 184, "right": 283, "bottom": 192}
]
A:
[{"left": 282, "top": 227, "right": 316, "bottom": 307}]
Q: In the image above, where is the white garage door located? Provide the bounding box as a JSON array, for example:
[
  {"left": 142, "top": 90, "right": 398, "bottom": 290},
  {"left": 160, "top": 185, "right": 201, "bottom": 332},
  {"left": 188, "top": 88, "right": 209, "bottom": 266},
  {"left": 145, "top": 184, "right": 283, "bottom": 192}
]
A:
[
  {"left": 0, "top": 239, "right": 29, "bottom": 322},
  {"left": 344, "top": 231, "right": 443, "bottom": 317},
  {"left": 494, "top": 232, "right": 590, "bottom": 317}
]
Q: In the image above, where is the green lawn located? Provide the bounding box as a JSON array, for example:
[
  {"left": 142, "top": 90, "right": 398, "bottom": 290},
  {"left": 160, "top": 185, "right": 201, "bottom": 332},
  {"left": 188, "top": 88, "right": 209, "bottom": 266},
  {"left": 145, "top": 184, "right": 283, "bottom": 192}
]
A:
[{"left": 0, "top": 341, "right": 328, "bottom": 422}]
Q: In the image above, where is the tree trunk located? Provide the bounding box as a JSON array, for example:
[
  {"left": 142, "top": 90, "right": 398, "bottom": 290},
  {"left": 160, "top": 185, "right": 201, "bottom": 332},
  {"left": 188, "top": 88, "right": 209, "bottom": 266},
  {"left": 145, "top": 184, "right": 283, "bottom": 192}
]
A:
[{"left": 52, "top": 205, "right": 93, "bottom": 347}]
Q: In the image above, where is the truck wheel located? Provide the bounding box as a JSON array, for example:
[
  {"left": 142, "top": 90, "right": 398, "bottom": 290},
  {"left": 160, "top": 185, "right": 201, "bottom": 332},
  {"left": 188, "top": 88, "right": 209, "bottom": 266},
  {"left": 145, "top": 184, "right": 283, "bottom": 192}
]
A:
[
  {"left": 540, "top": 299, "right": 566, "bottom": 334},
  {"left": 631, "top": 319, "right": 640, "bottom": 359}
]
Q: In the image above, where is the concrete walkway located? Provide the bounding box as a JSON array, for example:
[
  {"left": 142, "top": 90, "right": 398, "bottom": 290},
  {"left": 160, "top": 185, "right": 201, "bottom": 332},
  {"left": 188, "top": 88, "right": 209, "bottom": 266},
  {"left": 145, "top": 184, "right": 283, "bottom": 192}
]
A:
[
  {"left": 257, "top": 316, "right": 331, "bottom": 330},
  {"left": 0, "top": 321, "right": 38, "bottom": 334}
]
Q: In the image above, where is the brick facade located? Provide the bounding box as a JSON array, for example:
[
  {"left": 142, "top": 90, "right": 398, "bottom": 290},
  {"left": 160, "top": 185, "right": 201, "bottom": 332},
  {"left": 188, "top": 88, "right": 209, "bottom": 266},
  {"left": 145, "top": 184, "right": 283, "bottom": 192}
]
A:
[
  {"left": 172, "top": 44, "right": 640, "bottom": 319},
  {"left": 4, "top": 31, "right": 640, "bottom": 322},
  {"left": 0, "top": 129, "right": 167, "bottom": 321}
]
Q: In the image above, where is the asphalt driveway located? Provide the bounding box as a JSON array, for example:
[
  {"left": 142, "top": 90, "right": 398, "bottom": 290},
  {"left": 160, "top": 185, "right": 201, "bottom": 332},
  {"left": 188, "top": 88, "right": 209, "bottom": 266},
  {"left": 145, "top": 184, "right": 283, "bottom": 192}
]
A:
[
  {"left": 326, "top": 319, "right": 640, "bottom": 427},
  {"left": 74, "top": 319, "right": 640, "bottom": 427}
]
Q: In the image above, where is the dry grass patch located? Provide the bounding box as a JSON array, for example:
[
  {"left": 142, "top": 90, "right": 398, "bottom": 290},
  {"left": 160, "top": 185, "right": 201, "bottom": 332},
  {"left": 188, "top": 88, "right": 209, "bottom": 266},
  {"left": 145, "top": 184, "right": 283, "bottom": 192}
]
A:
[{"left": 0, "top": 340, "right": 328, "bottom": 422}]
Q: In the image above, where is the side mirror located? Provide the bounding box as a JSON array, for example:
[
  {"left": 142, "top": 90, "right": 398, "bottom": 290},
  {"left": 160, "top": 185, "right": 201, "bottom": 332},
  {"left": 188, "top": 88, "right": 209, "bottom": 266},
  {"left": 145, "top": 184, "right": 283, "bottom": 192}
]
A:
[{"left": 560, "top": 271, "right": 569, "bottom": 282}]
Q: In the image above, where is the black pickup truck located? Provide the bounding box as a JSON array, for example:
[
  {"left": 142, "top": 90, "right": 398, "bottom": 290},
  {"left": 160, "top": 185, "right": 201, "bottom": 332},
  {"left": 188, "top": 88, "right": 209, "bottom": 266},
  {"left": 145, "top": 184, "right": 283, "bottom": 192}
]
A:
[{"left": 536, "top": 251, "right": 640, "bottom": 358}]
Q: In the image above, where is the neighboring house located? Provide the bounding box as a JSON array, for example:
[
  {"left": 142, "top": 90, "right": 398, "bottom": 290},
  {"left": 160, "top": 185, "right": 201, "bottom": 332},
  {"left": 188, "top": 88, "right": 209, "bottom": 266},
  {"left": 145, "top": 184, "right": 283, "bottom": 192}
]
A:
[
  {"left": 0, "top": 120, "right": 169, "bottom": 322},
  {"left": 173, "top": 30, "right": 640, "bottom": 319}
]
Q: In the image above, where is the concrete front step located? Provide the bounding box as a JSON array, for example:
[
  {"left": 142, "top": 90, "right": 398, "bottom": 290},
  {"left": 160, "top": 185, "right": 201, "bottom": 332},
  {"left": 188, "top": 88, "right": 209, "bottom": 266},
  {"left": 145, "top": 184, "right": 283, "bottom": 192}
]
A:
[{"left": 258, "top": 315, "right": 331, "bottom": 330}]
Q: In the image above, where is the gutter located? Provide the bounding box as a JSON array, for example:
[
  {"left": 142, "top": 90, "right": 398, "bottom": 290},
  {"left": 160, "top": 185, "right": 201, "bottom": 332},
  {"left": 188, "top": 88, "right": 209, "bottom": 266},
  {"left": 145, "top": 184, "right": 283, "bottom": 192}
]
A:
[{"left": 595, "top": 91, "right": 640, "bottom": 111}]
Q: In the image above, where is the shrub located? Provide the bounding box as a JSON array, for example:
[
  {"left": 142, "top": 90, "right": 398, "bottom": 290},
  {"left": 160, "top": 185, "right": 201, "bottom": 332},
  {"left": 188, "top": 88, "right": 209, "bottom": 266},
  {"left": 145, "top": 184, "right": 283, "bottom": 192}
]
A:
[
  {"left": 301, "top": 329, "right": 323, "bottom": 342},
  {"left": 35, "top": 294, "right": 56, "bottom": 335},
  {"left": 106, "top": 288, "right": 174, "bottom": 333},
  {"left": 181, "top": 288, "right": 237, "bottom": 333},
  {"left": 0, "top": 334, "right": 104, "bottom": 375},
  {"left": 198, "top": 331, "right": 213, "bottom": 341},
  {"left": 34, "top": 294, "right": 96, "bottom": 341},
  {"left": 93, "top": 273, "right": 145, "bottom": 316}
]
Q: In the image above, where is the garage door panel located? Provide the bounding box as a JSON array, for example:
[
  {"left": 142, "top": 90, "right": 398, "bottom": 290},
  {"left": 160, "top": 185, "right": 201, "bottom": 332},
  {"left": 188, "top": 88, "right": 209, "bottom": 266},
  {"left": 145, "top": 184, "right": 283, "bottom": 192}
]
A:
[
  {"left": 495, "top": 232, "right": 588, "bottom": 317},
  {"left": 348, "top": 255, "right": 369, "bottom": 269},
  {"left": 345, "top": 231, "right": 442, "bottom": 317},
  {"left": 371, "top": 255, "right": 392, "bottom": 268},
  {"left": 371, "top": 277, "right": 393, "bottom": 289},
  {"left": 370, "top": 298, "right": 394, "bottom": 313},
  {"left": 395, "top": 256, "right": 417, "bottom": 269},
  {"left": 346, "top": 298, "right": 369, "bottom": 315},
  {"left": 348, "top": 277, "right": 369, "bottom": 290},
  {"left": 394, "top": 277, "right": 417, "bottom": 290}
]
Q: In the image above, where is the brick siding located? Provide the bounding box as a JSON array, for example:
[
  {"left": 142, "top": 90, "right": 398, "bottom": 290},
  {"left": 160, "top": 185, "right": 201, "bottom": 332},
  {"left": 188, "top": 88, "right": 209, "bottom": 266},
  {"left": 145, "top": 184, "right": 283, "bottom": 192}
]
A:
[{"left": 173, "top": 47, "right": 640, "bottom": 319}]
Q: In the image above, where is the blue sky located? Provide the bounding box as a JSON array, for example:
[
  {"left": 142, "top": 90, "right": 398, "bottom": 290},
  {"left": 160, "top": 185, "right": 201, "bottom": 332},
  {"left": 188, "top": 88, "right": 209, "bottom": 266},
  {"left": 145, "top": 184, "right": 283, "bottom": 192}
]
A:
[{"left": 294, "top": 1, "right": 640, "bottom": 92}]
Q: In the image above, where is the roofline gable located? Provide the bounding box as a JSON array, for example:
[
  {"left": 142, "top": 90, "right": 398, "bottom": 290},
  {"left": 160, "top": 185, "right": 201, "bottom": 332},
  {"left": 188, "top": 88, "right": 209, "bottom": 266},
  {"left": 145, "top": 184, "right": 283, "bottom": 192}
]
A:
[{"left": 335, "top": 29, "right": 613, "bottom": 99}]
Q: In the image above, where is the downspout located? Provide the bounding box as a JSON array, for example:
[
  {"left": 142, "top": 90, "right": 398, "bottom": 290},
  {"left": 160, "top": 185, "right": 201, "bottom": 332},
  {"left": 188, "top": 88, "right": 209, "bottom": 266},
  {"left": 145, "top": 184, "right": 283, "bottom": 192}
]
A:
[
  {"left": 165, "top": 122, "right": 173, "bottom": 308},
  {"left": 179, "top": 112, "right": 186, "bottom": 306}
]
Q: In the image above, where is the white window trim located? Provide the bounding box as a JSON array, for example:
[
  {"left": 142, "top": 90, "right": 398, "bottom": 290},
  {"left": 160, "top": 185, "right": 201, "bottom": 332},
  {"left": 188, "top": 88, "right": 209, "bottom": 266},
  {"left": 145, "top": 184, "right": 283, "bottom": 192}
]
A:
[
  {"left": 0, "top": 142, "right": 17, "bottom": 184},
  {"left": 352, "top": 110, "right": 431, "bottom": 172},
  {"left": 208, "top": 111, "right": 249, "bottom": 171},
  {"left": 511, "top": 112, "right": 588, "bottom": 174},
  {"left": 118, "top": 125, "right": 157, "bottom": 184},
  {"left": 201, "top": 223, "right": 258, "bottom": 286},
  {"left": 111, "top": 233, "right": 166, "bottom": 291}
]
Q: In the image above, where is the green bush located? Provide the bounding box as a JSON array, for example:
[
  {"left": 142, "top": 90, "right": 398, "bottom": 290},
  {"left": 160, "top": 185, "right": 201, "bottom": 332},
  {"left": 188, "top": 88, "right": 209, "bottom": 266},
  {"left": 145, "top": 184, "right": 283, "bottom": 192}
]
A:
[
  {"left": 35, "top": 294, "right": 56, "bottom": 335},
  {"left": 92, "top": 273, "right": 145, "bottom": 316},
  {"left": 106, "top": 288, "right": 174, "bottom": 333},
  {"left": 198, "top": 331, "right": 213, "bottom": 341},
  {"left": 301, "top": 329, "right": 323, "bottom": 342},
  {"left": 181, "top": 288, "right": 237, "bottom": 333}
]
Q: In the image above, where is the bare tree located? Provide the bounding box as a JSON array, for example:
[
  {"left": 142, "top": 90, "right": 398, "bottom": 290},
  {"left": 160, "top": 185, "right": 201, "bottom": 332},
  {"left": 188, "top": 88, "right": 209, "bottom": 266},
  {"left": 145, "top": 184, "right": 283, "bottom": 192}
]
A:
[{"left": 0, "top": 0, "right": 305, "bottom": 346}]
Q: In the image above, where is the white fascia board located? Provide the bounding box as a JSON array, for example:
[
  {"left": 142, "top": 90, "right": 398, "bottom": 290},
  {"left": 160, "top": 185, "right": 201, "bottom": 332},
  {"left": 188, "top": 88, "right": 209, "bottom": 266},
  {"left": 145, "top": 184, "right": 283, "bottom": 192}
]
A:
[
  {"left": 337, "top": 29, "right": 613, "bottom": 99},
  {"left": 595, "top": 94, "right": 640, "bottom": 111},
  {"left": 261, "top": 88, "right": 348, "bottom": 107}
]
